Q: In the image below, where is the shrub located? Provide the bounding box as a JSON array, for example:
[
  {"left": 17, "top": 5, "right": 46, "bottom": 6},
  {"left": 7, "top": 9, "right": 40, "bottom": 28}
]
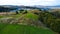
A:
[{"left": 39, "top": 11, "right": 60, "bottom": 33}]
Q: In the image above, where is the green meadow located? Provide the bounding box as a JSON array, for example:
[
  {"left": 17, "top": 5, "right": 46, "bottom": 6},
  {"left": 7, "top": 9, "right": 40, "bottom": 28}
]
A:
[{"left": 0, "top": 23, "right": 55, "bottom": 34}]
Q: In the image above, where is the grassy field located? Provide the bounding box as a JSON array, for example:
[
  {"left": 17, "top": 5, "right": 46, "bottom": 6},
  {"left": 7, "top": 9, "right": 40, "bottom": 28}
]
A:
[
  {"left": 0, "top": 23, "right": 55, "bottom": 34},
  {"left": 24, "top": 13, "right": 39, "bottom": 20},
  {"left": 0, "top": 10, "right": 56, "bottom": 34},
  {"left": 0, "top": 13, "right": 22, "bottom": 18},
  {"left": 0, "top": 16, "right": 4, "bottom": 18}
]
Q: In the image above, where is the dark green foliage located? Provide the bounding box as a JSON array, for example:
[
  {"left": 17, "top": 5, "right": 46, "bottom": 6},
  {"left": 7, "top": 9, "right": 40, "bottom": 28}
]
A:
[
  {"left": 51, "top": 11, "right": 60, "bottom": 18},
  {"left": 16, "top": 11, "right": 19, "bottom": 14},
  {"left": 19, "top": 9, "right": 24, "bottom": 13},
  {"left": 24, "top": 10, "right": 27, "bottom": 13},
  {"left": 34, "top": 12, "right": 39, "bottom": 15},
  {"left": 22, "top": 10, "right": 27, "bottom": 14},
  {"left": 20, "top": 9, "right": 24, "bottom": 11},
  {"left": 39, "top": 11, "right": 60, "bottom": 33}
]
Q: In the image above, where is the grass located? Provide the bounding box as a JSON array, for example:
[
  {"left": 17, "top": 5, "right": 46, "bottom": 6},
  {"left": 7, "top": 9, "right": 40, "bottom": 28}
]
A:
[
  {"left": 0, "top": 11, "right": 56, "bottom": 34},
  {"left": 24, "top": 13, "right": 39, "bottom": 20},
  {"left": 11, "top": 13, "right": 23, "bottom": 18},
  {"left": 0, "top": 16, "right": 3, "bottom": 18},
  {"left": 0, "top": 13, "right": 23, "bottom": 18},
  {"left": 0, "top": 23, "right": 55, "bottom": 34}
]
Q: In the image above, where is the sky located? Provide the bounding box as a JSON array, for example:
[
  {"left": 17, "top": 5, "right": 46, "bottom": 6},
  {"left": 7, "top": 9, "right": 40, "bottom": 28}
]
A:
[{"left": 0, "top": 0, "right": 60, "bottom": 6}]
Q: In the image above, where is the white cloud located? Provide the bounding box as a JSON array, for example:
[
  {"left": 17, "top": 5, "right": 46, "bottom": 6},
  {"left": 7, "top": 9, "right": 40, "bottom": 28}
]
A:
[{"left": 0, "top": 0, "right": 59, "bottom": 6}]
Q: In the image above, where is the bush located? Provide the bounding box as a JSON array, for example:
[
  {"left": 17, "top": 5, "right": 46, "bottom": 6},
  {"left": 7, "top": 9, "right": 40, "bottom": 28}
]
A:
[
  {"left": 22, "top": 10, "right": 27, "bottom": 14},
  {"left": 39, "top": 11, "right": 60, "bottom": 33}
]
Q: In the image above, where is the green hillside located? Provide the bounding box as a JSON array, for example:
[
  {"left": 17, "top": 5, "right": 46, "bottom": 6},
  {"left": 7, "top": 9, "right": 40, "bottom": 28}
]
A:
[
  {"left": 0, "top": 10, "right": 57, "bottom": 34},
  {"left": 0, "top": 24, "right": 55, "bottom": 34}
]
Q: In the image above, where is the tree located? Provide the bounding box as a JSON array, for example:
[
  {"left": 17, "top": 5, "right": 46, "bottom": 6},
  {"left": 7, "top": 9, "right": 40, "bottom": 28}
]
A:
[{"left": 16, "top": 11, "right": 19, "bottom": 14}]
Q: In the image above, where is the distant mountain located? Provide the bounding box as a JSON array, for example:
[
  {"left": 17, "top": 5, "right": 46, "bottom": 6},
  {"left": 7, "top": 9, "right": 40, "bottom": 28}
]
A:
[
  {"left": 33, "top": 5, "right": 60, "bottom": 9},
  {"left": 0, "top": 5, "right": 19, "bottom": 8},
  {"left": 0, "top": 5, "right": 42, "bottom": 12},
  {"left": 0, "top": 5, "right": 19, "bottom": 12},
  {"left": 45, "top": 5, "right": 60, "bottom": 9},
  {"left": 0, "top": 5, "right": 52, "bottom": 12},
  {"left": 33, "top": 5, "right": 51, "bottom": 10}
]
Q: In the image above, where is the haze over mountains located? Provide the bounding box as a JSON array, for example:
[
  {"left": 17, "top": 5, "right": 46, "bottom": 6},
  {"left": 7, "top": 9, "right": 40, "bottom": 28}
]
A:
[{"left": 0, "top": 5, "right": 60, "bottom": 12}]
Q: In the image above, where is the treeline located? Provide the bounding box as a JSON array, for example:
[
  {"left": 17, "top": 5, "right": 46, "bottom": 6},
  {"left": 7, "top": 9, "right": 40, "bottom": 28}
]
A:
[
  {"left": 0, "top": 6, "right": 17, "bottom": 12},
  {"left": 39, "top": 11, "right": 60, "bottom": 34}
]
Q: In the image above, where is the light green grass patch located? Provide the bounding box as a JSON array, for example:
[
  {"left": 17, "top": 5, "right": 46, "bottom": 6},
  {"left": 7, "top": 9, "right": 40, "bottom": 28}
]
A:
[
  {"left": 24, "top": 13, "right": 39, "bottom": 20},
  {"left": 0, "top": 16, "right": 4, "bottom": 18}
]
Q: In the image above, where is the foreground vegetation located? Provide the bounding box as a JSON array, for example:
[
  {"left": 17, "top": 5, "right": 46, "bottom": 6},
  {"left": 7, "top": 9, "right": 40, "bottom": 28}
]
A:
[
  {"left": 0, "top": 9, "right": 60, "bottom": 34},
  {"left": 39, "top": 11, "right": 60, "bottom": 34},
  {"left": 0, "top": 23, "right": 55, "bottom": 34}
]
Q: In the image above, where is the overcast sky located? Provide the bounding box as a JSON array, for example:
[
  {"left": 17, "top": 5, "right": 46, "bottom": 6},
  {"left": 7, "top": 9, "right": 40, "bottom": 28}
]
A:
[{"left": 0, "top": 0, "right": 60, "bottom": 6}]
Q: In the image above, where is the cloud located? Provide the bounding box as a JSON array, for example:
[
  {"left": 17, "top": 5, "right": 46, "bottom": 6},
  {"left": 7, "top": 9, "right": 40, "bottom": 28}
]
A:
[{"left": 0, "top": 0, "right": 60, "bottom": 6}]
